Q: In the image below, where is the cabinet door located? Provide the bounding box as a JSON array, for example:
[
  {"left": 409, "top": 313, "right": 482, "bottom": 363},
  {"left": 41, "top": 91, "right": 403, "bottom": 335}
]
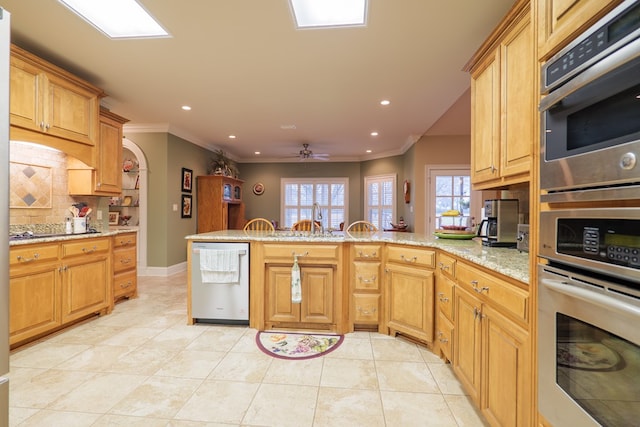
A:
[
  {"left": 9, "top": 264, "right": 61, "bottom": 345},
  {"left": 537, "top": 0, "right": 622, "bottom": 59},
  {"left": 470, "top": 50, "right": 500, "bottom": 185},
  {"left": 386, "top": 263, "right": 435, "bottom": 343},
  {"left": 481, "top": 304, "right": 531, "bottom": 427},
  {"left": 300, "top": 266, "right": 334, "bottom": 324},
  {"left": 501, "top": 14, "right": 533, "bottom": 178},
  {"left": 44, "top": 72, "right": 98, "bottom": 146},
  {"left": 61, "top": 255, "right": 109, "bottom": 323},
  {"left": 95, "top": 113, "right": 124, "bottom": 194},
  {"left": 265, "top": 265, "right": 299, "bottom": 323},
  {"left": 453, "top": 286, "right": 482, "bottom": 404},
  {"left": 9, "top": 55, "right": 43, "bottom": 132}
]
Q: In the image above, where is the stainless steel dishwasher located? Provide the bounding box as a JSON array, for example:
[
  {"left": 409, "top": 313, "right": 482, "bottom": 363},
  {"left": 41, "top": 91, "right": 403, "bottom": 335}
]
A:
[{"left": 191, "top": 242, "right": 249, "bottom": 324}]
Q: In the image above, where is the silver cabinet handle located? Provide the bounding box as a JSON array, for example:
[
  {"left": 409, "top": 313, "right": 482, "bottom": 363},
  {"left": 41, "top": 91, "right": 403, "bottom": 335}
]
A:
[
  {"left": 437, "top": 292, "right": 449, "bottom": 303},
  {"left": 400, "top": 254, "right": 417, "bottom": 263},
  {"left": 358, "top": 275, "right": 376, "bottom": 284},
  {"left": 358, "top": 250, "right": 377, "bottom": 258},
  {"left": 471, "top": 280, "right": 489, "bottom": 293},
  {"left": 17, "top": 253, "right": 39, "bottom": 263},
  {"left": 82, "top": 246, "right": 97, "bottom": 254}
]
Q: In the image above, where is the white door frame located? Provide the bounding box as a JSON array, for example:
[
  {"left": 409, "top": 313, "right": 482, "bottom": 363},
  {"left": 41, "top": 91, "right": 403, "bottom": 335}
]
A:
[{"left": 123, "top": 138, "right": 148, "bottom": 273}]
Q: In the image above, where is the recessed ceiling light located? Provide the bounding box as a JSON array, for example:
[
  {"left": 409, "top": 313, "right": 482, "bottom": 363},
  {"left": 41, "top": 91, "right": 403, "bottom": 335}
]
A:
[
  {"left": 366, "top": 149, "right": 372, "bottom": 153},
  {"left": 181, "top": 105, "right": 191, "bottom": 111},
  {"left": 380, "top": 100, "right": 390, "bottom": 106},
  {"left": 290, "top": 0, "right": 367, "bottom": 29},
  {"left": 59, "top": 0, "right": 170, "bottom": 39},
  {"left": 370, "top": 131, "right": 378, "bottom": 136},
  {"left": 255, "top": 151, "right": 261, "bottom": 155},
  {"left": 280, "top": 124, "right": 297, "bottom": 130},
  {"left": 228, "top": 135, "right": 236, "bottom": 139}
]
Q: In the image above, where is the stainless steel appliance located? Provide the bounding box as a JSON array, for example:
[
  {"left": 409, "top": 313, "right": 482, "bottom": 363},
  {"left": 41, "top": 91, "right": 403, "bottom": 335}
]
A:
[
  {"left": 538, "top": 263, "right": 640, "bottom": 426},
  {"left": 0, "top": 7, "right": 10, "bottom": 426},
  {"left": 516, "top": 224, "right": 529, "bottom": 253},
  {"left": 190, "top": 242, "right": 250, "bottom": 324},
  {"left": 539, "top": 0, "right": 640, "bottom": 203},
  {"left": 476, "top": 199, "right": 518, "bottom": 247}
]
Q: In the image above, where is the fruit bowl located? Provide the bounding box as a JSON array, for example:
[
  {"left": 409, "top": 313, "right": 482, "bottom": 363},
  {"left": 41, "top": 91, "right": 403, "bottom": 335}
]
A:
[{"left": 390, "top": 222, "right": 408, "bottom": 229}]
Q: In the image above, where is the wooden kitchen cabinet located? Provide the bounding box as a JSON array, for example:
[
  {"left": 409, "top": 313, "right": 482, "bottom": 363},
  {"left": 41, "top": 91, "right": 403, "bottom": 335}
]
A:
[
  {"left": 112, "top": 232, "right": 138, "bottom": 302},
  {"left": 349, "top": 244, "right": 383, "bottom": 332},
  {"left": 385, "top": 245, "right": 435, "bottom": 344},
  {"left": 9, "top": 44, "right": 102, "bottom": 166},
  {"left": 196, "top": 175, "right": 245, "bottom": 232},
  {"left": 537, "top": 0, "right": 623, "bottom": 60},
  {"left": 434, "top": 252, "right": 457, "bottom": 360},
  {"left": 261, "top": 243, "right": 343, "bottom": 332},
  {"left": 68, "top": 109, "right": 129, "bottom": 196},
  {"left": 467, "top": 1, "right": 534, "bottom": 189},
  {"left": 453, "top": 261, "right": 531, "bottom": 427},
  {"left": 9, "top": 237, "right": 113, "bottom": 347}
]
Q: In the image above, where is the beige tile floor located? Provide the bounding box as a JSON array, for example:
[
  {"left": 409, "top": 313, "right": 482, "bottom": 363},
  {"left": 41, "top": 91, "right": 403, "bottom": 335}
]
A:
[{"left": 8, "top": 272, "right": 489, "bottom": 427}]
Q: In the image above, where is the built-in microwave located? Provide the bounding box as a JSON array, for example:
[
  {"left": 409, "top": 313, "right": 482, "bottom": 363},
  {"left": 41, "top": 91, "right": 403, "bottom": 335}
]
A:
[{"left": 539, "top": 0, "right": 640, "bottom": 202}]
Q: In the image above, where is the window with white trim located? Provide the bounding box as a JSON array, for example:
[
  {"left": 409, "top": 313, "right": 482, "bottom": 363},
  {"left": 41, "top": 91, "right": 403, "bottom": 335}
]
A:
[
  {"left": 281, "top": 178, "right": 348, "bottom": 230},
  {"left": 427, "top": 166, "right": 481, "bottom": 235},
  {"left": 364, "top": 174, "right": 396, "bottom": 230}
]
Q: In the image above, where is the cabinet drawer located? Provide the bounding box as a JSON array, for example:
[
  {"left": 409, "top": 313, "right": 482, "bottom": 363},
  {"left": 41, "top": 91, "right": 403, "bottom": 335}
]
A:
[
  {"left": 353, "top": 294, "right": 380, "bottom": 323},
  {"left": 386, "top": 245, "right": 435, "bottom": 268},
  {"left": 9, "top": 243, "right": 59, "bottom": 266},
  {"left": 61, "top": 238, "right": 110, "bottom": 258},
  {"left": 353, "top": 261, "right": 381, "bottom": 291},
  {"left": 437, "top": 312, "right": 454, "bottom": 361},
  {"left": 113, "top": 247, "right": 136, "bottom": 273},
  {"left": 457, "top": 263, "right": 529, "bottom": 322},
  {"left": 113, "top": 233, "right": 136, "bottom": 248},
  {"left": 436, "top": 276, "right": 454, "bottom": 321},
  {"left": 352, "top": 244, "right": 382, "bottom": 260},
  {"left": 114, "top": 269, "right": 137, "bottom": 299},
  {"left": 263, "top": 243, "right": 340, "bottom": 261},
  {"left": 437, "top": 253, "right": 457, "bottom": 279}
]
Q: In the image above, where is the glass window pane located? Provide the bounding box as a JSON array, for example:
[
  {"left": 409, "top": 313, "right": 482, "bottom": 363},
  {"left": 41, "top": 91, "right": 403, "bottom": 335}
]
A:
[
  {"left": 435, "top": 176, "right": 451, "bottom": 196},
  {"left": 369, "top": 182, "right": 379, "bottom": 205},
  {"left": 316, "top": 184, "right": 329, "bottom": 205},
  {"left": 285, "top": 184, "right": 298, "bottom": 205},
  {"left": 284, "top": 208, "right": 298, "bottom": 228},
  {"left": 300, "top": 184, "right": 313, "bottom": 205},
  {"left": 331, "top": 184, "right": 344, "bottom": 206}
]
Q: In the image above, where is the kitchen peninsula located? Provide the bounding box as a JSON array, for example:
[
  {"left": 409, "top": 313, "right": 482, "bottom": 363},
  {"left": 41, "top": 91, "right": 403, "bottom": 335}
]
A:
[{"left": 187, "top": 230, "right": 533, "bottom": 425}]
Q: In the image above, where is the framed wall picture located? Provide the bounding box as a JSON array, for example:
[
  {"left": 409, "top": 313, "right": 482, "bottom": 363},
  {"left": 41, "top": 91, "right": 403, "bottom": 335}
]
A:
[
  {"left": 181, "top": 194, "right": 192, "bottom": 218},
  {"left": 108, "top": 211, "right": 120, "bottom": 225},
  {"left": 181, "top": 167, "right": 193, "bottom": 193}
]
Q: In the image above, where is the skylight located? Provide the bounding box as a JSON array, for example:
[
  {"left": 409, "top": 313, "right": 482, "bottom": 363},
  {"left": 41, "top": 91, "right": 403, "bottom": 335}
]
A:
[
  {"left": 58, "top": 0, "right": 169, "bottom": 39},
  {"left": 289, "top": 0, "right": 367, "bottom": 29}
]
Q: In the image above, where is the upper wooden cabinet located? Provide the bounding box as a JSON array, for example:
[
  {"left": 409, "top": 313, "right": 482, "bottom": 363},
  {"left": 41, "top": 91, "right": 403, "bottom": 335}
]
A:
[
  {"left": 466, "top": 1, "right": 534, "bottom": 190},
  {"left": 68, "top": 109, "right": 129, "bottom": 196},
  {"left": 9, "top": 44, "right": 103, "bottom": 166},
  {"left": 537, "top": 0, "right": 623, "bottom": 60}
]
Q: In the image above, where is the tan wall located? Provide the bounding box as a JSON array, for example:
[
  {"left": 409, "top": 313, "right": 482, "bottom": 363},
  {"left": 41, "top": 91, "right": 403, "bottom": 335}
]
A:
[{"left": 412, "top": 135, "right": 471, "bottom": 234}]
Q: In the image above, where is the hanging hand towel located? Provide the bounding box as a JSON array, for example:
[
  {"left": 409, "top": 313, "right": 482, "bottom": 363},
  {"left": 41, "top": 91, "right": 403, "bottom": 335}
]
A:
[
  {"left": 200, "top": 249, "right": 240, "bottom": 283},
  {"left": 291, "top": 256, "right": 302, "bottom": 303}
]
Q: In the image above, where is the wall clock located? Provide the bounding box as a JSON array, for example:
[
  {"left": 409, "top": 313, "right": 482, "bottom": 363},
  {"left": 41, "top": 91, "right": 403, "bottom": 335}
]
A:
[{"left": 253, "top": 182, "right": 265, "bottom": 195}]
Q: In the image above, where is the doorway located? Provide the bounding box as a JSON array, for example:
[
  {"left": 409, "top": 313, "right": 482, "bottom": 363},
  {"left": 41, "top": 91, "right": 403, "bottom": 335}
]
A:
[{"left": 122, "top": 138, "right": 148, "bottom": 273}]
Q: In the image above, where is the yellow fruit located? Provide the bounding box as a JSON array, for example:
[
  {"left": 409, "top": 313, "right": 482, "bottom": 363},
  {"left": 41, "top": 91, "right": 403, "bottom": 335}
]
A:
[{"left": 442, "top": 209, "right": 461, "bottom": 217}]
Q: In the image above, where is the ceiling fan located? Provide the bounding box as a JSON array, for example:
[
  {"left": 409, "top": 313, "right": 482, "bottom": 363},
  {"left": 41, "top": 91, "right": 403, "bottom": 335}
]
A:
[{"left": 296, "top": 143, "right": 330, "bottom": 161}]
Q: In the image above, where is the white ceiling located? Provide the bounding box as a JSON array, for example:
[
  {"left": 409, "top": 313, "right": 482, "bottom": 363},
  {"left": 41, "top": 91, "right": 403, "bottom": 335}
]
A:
[{"left": 2, "top": 0, "right": 515, "bottom": 162}]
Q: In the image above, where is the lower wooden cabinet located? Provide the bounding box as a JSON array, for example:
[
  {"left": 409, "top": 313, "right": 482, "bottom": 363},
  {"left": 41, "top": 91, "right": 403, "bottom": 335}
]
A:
[
  {"left": 112, "top": 232, "right": 138, "bottom": 301},
  {"left": 9, "top": 237, "right": 113, "bottom": 347},
  {"left": 349, "top": 244, "right": 383, "bottom": 332},
  {"left": 385, "top": 246, "right": 436, "bottom": 344},
  {"left": 453, "top": 276, "right": 531, "bottom": 427}
]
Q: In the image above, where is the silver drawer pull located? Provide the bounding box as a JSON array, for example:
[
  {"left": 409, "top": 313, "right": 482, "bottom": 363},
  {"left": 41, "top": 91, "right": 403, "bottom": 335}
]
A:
[
  {"left": 292, "top": 251, "right": 309, "bottom": 258},
  {"left": 437, "top": 292, "right": 449, "bottom": 303},
  {"left": 82, "top": 246, "right": 97, "bottom": 254},
  {"left": 120, "top": 239, "right": 133, "bottom": 246},
  {"left": 120, "top": 258, "right": 132, "bottom": 265},
  {"left": 358, "top": 251, "right": 377, "bottom": 258},
  {"left": 471, "top": 280, "right": 489, "bottom": 293},
  {"left": 400, "top": 255, "right": 418, "bottom": 263},
  {"left": 358, "top": 275, "right": 376, "bottom": 284},
  {"left": 357, "top": 306, "right": 377, "bottom": 315},
  {"left": 438, "top": 262, "right": 449, "bottom": 270},
  {"left": 120, "top": 281, "right": 132, "bottom": 289},
  {"left": 17, "top": 253, "right": 39, "bottom": 263}
]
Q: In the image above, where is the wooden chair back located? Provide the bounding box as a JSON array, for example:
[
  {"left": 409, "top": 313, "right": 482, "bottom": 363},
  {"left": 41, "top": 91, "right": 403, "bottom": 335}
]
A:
[
  {"left": 346, "top": 220, "right": 378, "bottom": 232},
  {"left": 291, "top": 219, "right": 322, "bottom": 231},
  {"left": 243, "top": 218, "right": 275, "bottom": 232}
]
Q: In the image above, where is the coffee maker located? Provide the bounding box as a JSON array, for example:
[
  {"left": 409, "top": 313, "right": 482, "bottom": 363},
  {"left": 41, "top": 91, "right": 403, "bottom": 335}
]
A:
[{"left": 476, "top": 199, "right": 519, "bottom": 247}]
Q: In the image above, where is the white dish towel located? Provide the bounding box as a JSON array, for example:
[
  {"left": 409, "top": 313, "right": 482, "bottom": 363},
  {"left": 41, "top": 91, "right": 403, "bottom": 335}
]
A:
[{"left": 199, "top": 249, "right": 240, "bottom": 284}]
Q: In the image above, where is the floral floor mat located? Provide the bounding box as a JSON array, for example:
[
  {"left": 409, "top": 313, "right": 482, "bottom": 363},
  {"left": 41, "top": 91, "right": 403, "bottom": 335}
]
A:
[{"left": 256, "top": 331, "right": 344, "bottom": 360}]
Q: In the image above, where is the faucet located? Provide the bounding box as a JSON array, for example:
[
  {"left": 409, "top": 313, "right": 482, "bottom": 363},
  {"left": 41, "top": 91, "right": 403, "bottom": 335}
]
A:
[{"left": 311, "top": 202, "right": 323, "bottom": 234}]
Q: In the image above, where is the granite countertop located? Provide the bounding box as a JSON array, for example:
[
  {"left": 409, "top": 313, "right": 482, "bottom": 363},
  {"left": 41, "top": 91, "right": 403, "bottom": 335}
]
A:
[
  {"left": 9, "top": 229, "right": 137, "bottom": 246},
  {"left": 186, "top": 230, "right": 530, "bottom": 284}
]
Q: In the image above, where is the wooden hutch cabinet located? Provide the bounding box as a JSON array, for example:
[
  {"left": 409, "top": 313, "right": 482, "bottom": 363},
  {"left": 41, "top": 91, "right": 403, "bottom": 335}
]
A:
[{"left": 196, "top": 175, "right": 245, "bottom": 232}]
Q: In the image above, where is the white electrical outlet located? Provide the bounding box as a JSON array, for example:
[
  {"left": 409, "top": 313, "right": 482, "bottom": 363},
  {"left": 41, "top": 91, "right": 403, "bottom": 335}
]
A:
[
  {"left": 97, "top": 210, "right": 102, "bottom": 220},
  {"left": 173, "top": 204, "right": 178, "bottom": 211}
]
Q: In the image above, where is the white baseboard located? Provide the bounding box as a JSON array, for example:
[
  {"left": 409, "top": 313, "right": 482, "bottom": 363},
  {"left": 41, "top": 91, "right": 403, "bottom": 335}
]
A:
[{"left": 139, "top": 261, "right": 187, "bottom": 277}]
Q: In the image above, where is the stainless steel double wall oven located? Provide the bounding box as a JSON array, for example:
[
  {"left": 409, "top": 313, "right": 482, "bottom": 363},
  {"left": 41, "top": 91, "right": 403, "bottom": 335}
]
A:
[{"left": 538, "top": 1, "right": 640, "bottom": 426}]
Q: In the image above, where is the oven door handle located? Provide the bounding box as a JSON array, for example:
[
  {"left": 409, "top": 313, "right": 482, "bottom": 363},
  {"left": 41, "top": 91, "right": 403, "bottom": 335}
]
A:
[
  {"left": 539, "top": 37, "right": 640, "bottom": 111},
  {"left": 542, "top": 278, "right": 640, "bottom": 319}
]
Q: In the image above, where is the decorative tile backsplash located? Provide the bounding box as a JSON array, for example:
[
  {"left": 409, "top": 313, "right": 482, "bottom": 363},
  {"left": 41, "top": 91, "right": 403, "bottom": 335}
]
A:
[{"left": 9, "top": 141, "right": 102, "bottom": 233}]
